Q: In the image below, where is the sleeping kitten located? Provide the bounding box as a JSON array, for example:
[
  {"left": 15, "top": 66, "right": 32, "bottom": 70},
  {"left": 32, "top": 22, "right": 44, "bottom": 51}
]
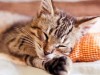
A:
[{"left": 0, "top": 0, "right": 98, "bottom": 75}]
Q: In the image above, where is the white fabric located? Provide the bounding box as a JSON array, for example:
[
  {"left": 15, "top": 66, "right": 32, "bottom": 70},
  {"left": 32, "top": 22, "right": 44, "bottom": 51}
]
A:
[{"left": 0, "top": 57, "right": 100, "bottom": 75}]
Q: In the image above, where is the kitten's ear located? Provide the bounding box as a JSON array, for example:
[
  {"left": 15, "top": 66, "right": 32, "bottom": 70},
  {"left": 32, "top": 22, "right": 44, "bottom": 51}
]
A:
[
  {"left": 38, "top": 0, "right": 55, "bottom": 17},
  {"left": 75, "top": 16, "right": 99, "bottom": 28},
  {"left": 75, "top": 16, "right": 100, "bottom": 34}
]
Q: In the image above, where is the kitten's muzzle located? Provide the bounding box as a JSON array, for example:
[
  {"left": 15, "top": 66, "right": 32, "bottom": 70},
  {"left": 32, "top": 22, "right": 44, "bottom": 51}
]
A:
[{"left": 44, "top": 49, "right": 54, "bottom": 55}]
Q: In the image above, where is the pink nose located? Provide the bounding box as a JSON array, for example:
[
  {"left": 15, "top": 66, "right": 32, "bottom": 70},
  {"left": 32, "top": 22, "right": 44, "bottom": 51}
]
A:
[
  {"left": 44, "top": 51, "right": 51, "bottom": 55},
  {"left": 44, "top": 49, "right": 55, "bottom": 55}
]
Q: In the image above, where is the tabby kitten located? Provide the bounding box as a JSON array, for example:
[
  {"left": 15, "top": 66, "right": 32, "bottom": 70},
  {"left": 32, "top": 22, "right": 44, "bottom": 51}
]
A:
[{"left": 0, "top": 0, "right": 98, "bottom": 75}]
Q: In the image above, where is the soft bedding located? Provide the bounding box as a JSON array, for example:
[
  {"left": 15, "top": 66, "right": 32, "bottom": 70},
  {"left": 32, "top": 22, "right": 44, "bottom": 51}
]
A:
[
  {"left": 0, "top": 11, "right": 100, "bottom": 75},
  {"left": 0, "top": 56, "right": 100, "bottom": 75}
]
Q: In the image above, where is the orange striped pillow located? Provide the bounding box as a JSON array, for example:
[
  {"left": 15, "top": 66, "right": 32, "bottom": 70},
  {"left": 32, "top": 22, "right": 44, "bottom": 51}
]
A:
[{"left": 69, "top": 33, "right": 100, "bottom": 62}]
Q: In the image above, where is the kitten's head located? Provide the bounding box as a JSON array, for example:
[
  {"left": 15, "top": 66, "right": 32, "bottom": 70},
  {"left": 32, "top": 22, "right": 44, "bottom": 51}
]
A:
[{"left": 36, "top": 0, "right": 99, "bottom": 55}]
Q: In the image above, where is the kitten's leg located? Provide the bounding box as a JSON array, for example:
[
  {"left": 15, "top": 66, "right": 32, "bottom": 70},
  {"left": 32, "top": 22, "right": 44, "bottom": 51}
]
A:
[
  {"left": 23, "top": 55, "right": 46, "bottom": 69},
  {"left": 23, "top": 55, "right": 72, "bottom": 75}
]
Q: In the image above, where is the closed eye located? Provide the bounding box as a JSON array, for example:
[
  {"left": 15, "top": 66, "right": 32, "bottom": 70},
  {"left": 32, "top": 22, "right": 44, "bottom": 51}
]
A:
[
  {"left": 56, "top": 45, "right": 66, "bottom": 48},
  {"left": 43, "top": 32, "right": 48, "bottom": 41}
]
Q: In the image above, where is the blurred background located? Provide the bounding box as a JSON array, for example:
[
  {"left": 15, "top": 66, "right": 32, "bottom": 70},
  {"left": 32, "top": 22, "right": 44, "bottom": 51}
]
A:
[{"left": 0, "top": 0, "right": 100, "bottom": 17}]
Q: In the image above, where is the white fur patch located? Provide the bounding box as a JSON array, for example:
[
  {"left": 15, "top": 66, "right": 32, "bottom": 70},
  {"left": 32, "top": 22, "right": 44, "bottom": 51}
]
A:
[{"left": 46, "top": 53, "right": 56, "bottom": 59}]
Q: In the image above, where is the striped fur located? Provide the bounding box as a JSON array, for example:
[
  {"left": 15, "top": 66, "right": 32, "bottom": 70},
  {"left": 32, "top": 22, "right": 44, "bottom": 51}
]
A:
[{"left": 0, "top": 0, "right": 98, "bottom": 75}]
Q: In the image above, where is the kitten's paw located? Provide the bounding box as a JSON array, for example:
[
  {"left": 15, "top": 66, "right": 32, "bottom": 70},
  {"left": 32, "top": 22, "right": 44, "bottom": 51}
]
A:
[{"left": 45, "top": 56, "right": 72, "bottom": 75}]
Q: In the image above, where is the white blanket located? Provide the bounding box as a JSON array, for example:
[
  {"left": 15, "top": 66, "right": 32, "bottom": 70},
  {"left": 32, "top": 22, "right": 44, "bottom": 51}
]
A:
[
  {"left": 0, "top": 11, "right": 100, "bottom": 75},
  {"left": 0, "top": 57, "right": 100, "bottom": 75}
]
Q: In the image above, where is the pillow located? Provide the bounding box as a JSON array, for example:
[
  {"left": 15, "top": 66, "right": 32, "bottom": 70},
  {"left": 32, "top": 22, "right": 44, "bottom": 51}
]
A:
[{"left": 69, "top": 33, "right": 100, "bottom": 62}]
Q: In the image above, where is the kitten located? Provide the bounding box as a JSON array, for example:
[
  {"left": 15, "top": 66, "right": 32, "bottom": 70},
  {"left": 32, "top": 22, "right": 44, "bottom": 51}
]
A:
[{"left": 0, "top": 0, "right": 98, "bottom": 75}]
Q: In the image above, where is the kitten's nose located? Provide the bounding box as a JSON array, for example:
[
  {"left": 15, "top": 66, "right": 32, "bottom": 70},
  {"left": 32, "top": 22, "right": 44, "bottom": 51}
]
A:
[
  {"left": 44, "top": 51, "right": 51, "bottom": 55},
  {"left": 44, "top": 50, "right": 54, "bottom": 55}
]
